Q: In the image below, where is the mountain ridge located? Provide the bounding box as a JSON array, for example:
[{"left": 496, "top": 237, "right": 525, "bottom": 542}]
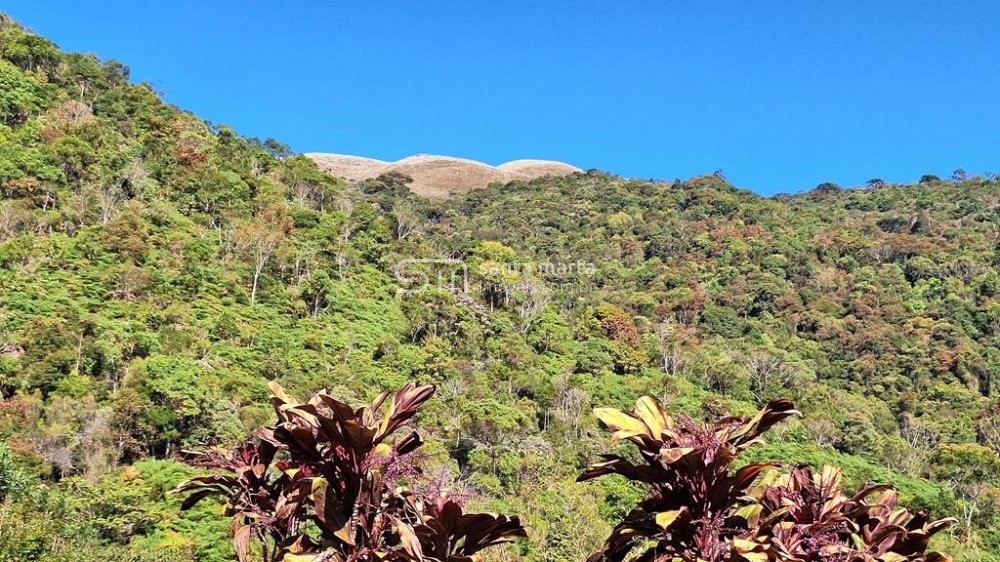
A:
[{"left": 305, "top": 152, "right": 581, "bottom": 197}]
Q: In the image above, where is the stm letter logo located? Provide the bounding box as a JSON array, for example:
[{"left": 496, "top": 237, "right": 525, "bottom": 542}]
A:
[{"left": 394, "top": 259, "right": 468, "bottom": 294}]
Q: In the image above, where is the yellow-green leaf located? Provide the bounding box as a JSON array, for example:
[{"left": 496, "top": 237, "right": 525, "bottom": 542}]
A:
[
  {"left": 268, "top": 381, "right": 296, "bottom": 405},
  {"left": 655, "top": 509, "right": 682, "bottom": 529},
  {"left": 732, "top": 538, "right": 767, "bottom": 562},
  {"left": 283, "top": 555, "right": 322, "bottom": 562},
  {"left": 593, "top": 407, "right": 649, "bottom": 440},
  {"left": 734, "top": 504, "right": 763, "bottom": 527},
  {"left": 335, "top": 522, "right": 354, "bottom": 546},
  {"left": 634, "top": 396, "right": 669, "bottom": 437},
  {"left": 816, "top": 464, "right": 843, "bottom": 492}
]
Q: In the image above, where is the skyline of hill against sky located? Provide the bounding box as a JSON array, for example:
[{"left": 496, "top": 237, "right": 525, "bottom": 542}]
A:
[{"left": 4, "top": 1, "right": 999, "bottom": 194}]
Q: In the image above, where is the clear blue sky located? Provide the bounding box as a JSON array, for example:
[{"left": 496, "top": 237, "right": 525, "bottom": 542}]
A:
[{"left": 5, "top": 1, "right": 999, "bottom": 194}]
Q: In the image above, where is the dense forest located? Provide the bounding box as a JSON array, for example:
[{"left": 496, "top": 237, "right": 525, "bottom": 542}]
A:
[{"left": 0, "top": 14, "right": 998, "bottom": 562}]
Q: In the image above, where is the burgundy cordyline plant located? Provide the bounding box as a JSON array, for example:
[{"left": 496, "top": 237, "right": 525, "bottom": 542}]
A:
[
  {"left": 750, "top": 465, "right": 955, "bottom": 562},
  {"left": 173, "top": 382, "right": 525, "bottom": 562},
  {"left": 580, "top": 396, "right": 956, "bottom": 562}
]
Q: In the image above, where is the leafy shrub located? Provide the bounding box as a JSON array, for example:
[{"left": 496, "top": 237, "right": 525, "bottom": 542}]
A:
[
  {"left": 581, "top": 396, "right": 956, "bottom": 562},
  {"left": 174, "top": 382, "right": 525, "bottom": 562}
]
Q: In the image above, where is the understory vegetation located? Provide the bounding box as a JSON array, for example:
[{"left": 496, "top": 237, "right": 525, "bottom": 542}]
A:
[{"left": 0, "top": 13, "right": 998, "bottom": 562}]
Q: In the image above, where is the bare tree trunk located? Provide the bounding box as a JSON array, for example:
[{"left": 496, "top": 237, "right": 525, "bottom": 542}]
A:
[{"left": 251, "top": 259, "right": 264, "bottom": 304}]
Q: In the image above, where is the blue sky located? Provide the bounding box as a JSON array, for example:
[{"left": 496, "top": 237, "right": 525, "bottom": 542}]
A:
[{"left": 5, "top": 1, "right": 999, "bottom": 195}]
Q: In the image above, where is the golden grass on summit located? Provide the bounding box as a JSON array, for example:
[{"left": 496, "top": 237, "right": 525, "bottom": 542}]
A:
[{"left": 305, "top": 153, "right": 581, "bottom": 197}]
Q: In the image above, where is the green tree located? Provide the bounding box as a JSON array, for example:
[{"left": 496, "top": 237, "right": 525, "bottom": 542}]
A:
[{"left": 931, "top": 444, "right": 1000, "bottom": 532}]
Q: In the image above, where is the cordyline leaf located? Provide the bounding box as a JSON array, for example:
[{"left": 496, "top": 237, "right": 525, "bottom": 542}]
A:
[
  {"left": 233, "top": 523, "right": 254, "bottom": 562},
  {"left": 172, "top": 474, "right": 238, "bottom": 490},
  {"left": 395, "top": 431, "right": 424, "bottom": 456},
  {"left": 853, "top": 484, "right": 896, "bottom": 505},
  {"left": 734, "top": 504, "right": 763, "bottom": 527},
  {"left": 375, "top": 382, "right": 436, "bottom": 444},
  {"left": 593, "top": 407, "right": 650, "bottom": 441},
  {"left": 728, "top": 398, "right": 800, "bottom": 447},
  {"left": 659, "top": 447, "right": 694, "bottom": 466},
  {"left": 395, "top": 518, "right": 424, "bottom": 561},
  {"left": 268, "top": 380, "right": 298, "bottom": 407},
  {"left": 733, "top": 539, "right": 768, "bottom": 562},
  {"left": 312, "top": 477, "right": 331, "bottom": 527},
  {"left": 923, "top": 518, "right": 957, "bottom": 534},
  {"left": 339, "top": 418, "right": 378, "bottom": 453},
  {"left": 870, "top": 524, "right": 907, "bottom": 548},
  {"left": 455, "top": 513, "right": 527, "bottom": 554},
  {"left": 333, "top": 520, "right": 355, "bottom": 546},
  {"left": 760, "top": 505, "right": 792, "bottom": 525},
  {"left": 815, "top": 464, "right": 843, "bottom": 496},
  {"left": 281, "top": 534, "right": 321, "bottom": 556},
  {"left": 171, "top": 475, "right": 239, "bottom": 510},
  {"left": 400, "top": 498, "right": 526, "bottom": 562},
  {"left": 368, "top": 389, "right": 393, "bottom": 418},
  {"left": 312, "top": 477, "right": 353, "bottom": 545},
  {"left": 849, "top": 533, "right": 866, "bottom": 550},
  {"left": 282, "top": 555, "right": 324, "bottom": 562},
  {"left": 655, "top": 509, "right": 683, "bottom": 529},
  {"left": 266, "top": 425, "right": 323, "bottom": 461},
  {"left": 731, "top": 463, "right": 775, "bottom": 493},
  {"left": 888, "top": 508, "right": 911, "bottom": 527},
  {"left": 576, "top": 455, "right": 662, "bottom": 483},
  {"left": 275, "top": 499, "right": 300, "bottom": 522},
  {"left": 633, "top": 396, "right": 671, "bottom": 438},
  {"left": 316, "top": 392, "right": 359, "bottom": 422},
  {"left": 179, "top": 488, "right": 226, "bottom": 511},
  {"left": 284, "top": 404, "right": 323, "bottom": 428}
]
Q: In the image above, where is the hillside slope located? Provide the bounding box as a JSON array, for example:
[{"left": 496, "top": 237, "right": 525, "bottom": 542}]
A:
[{"left": 0, "top": 14, "right": 997, "bottom": 562}]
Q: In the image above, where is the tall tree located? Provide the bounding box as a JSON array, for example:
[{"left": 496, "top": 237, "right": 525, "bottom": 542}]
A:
[{"left": 234, "top": 204, "right": 292, "bottom": 305}]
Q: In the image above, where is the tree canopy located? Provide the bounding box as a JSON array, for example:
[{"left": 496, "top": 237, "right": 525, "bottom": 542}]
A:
[{"left": 0, "top": 13, "right": 997, "bottom": 562}]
